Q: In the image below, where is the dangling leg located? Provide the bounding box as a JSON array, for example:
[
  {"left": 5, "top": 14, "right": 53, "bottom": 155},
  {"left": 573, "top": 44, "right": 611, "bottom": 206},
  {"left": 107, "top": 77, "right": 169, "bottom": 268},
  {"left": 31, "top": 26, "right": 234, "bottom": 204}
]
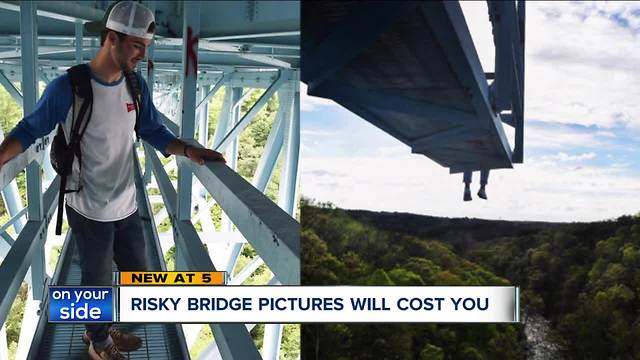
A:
[
  {"left": 478, "top": 169, "right": 489, "bottom": 200},
  {"left": 463, "top": 171, "right": 472, "bottom": 201}
]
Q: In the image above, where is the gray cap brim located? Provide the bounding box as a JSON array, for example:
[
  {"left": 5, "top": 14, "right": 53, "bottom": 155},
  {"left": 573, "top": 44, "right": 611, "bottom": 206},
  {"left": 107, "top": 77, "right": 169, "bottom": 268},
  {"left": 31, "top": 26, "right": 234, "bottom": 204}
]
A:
[{"left": 84, "top": 20, "right": 106, "bottom": 34}]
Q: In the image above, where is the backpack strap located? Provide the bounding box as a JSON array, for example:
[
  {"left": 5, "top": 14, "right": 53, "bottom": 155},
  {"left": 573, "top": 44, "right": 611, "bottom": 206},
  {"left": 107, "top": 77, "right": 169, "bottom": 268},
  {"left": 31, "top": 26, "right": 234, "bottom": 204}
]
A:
[
  {"left": 55, "top": 64, "right": 94, "bottom": 235},
  {"left": 68, "top": 64, "right": 93, "bottom": 99},
  {"left": 124, "top": 70, "right": 142, "bottom": 139},
  {"left": 67, "top": 64, "right": 94, "bottom": 141}
]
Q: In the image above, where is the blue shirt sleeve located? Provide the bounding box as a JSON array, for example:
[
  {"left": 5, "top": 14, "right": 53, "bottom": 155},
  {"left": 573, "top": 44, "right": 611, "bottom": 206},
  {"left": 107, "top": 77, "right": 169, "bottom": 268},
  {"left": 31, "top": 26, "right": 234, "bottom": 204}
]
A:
[
  {"left": 8, "top": 74, "right": 73, "bottom": 150},
  {"left": 136, "top": 74, "right": 177, "bottom": 155}
]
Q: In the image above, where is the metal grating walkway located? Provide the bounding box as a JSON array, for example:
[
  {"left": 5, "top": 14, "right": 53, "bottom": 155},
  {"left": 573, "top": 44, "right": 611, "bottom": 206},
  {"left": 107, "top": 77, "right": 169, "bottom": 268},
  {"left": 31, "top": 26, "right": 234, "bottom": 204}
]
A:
[
  {"left": 29, "top": 147, "right": 190, "bottom": 360},
  {"left": 33, "top": 243, "right": 188, "bottom": 359}
]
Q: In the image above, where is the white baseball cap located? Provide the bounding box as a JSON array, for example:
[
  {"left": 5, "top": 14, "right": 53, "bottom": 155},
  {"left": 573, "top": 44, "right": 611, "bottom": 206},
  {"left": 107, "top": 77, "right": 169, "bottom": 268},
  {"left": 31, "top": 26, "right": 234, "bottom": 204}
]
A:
[{"left": 85, "top": 1, "right": 155, "bottom": 40}]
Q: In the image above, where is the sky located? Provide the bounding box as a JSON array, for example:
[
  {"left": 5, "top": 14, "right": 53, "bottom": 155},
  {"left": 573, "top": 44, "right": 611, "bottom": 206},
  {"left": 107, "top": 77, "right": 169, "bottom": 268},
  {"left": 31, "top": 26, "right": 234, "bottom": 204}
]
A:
[{"left": 300, "top": 1, "right": 640, "bottom": 222}]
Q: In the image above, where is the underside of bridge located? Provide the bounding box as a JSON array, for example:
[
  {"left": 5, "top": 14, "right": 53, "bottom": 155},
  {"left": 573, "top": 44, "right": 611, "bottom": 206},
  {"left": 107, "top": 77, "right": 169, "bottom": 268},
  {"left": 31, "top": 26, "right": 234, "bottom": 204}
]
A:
[{"left": 302, "top": 1, "right": 524, "bottom": 174}]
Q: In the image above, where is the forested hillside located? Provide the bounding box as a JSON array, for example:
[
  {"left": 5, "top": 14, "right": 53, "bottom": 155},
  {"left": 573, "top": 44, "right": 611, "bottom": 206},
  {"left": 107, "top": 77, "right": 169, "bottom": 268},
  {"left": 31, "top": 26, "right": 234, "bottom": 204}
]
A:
[
  {"left": 302, "top": 201, "right": 640, "bottom": 359},
  {"left": 302, "top": 202, "right": 527, "bottom": 360}
]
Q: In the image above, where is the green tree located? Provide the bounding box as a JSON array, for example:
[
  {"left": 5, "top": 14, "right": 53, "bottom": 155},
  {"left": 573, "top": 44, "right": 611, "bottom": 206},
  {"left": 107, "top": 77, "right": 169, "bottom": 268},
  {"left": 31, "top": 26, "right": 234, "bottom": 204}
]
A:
[{"left": 419, "top": 344, "right": 444, "bottom": 360}]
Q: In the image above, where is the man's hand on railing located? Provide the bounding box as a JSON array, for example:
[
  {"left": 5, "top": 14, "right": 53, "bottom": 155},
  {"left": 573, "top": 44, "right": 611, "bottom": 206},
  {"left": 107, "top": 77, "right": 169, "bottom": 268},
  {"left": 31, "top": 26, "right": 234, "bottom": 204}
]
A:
[
  {"left": 165, "top": 139, "right": 226, "bottom": 165},
  {"left": 184, "top": 146, "right": 226, "bottom": 165}
]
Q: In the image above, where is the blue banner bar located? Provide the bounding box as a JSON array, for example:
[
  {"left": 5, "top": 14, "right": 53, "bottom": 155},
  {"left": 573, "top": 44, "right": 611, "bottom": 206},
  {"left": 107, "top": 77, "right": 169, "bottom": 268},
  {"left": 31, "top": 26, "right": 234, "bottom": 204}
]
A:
[{"left": 48, "top": 286, "right": 113, "bottom": 323}]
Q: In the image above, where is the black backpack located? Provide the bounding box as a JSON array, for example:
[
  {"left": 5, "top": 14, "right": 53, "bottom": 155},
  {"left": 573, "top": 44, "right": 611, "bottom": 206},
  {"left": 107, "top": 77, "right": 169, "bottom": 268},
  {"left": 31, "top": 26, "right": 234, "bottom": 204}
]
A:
[{"left": 50, "top": 64, "right": 142, "bottom": 235}]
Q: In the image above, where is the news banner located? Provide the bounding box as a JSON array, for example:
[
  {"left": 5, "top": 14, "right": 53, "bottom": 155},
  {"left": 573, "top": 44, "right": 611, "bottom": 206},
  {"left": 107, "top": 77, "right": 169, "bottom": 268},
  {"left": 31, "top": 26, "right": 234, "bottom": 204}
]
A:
[{"left": 48, "top": 272, "right": 519, "bottom": 323}]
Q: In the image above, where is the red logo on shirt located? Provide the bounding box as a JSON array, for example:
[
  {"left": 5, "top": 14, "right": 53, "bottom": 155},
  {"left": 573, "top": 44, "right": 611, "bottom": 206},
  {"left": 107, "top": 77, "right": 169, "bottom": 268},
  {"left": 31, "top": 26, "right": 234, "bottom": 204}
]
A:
[{"left": 126, "top": 103, "right": 135, "bottom": 112}]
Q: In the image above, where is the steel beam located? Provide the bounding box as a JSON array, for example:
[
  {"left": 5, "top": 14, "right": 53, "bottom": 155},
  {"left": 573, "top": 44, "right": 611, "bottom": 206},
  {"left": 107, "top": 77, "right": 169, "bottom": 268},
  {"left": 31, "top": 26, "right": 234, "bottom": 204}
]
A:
[
  {"left": 317, "top": 83, "right": 477, "bottom": 127},
  {"left": 410, "top": 127, "right": 490, "bottom": 152},
  {"left": 0, "top": 185, "right": 25, "bottom": 233},
  {"left": 21, "top": 0, "right": 43, "bottom": 220},
  {"left": 277, "top": 81, "right": 299, "bottom": 216},
  {"left": 227, "top": 88, "right": 242, "bottom": 172},
  {"left": 211, "top": 82, "right": 233, "bottom": 148},
  {"left": 40, "top": 72, "right": 50, "bottom": 85},
  {"left": 206, "top": 32, "right": 298, "bottom": 41},
  {"left": 420, "top": 1, "right": 513, "bottom": 165},
  {"left": 159, "top": 111, "right": 179, "bottom": 135},
  {"left": 262, "top": 324, "right": 283, "bottom": 360},
  {"left": 0, "top": 234, "right": 11, "bottom": 257},
  {"left": 227, "top": 72, "right": 279, "bottom": 89},
  {"left": 0, "top": 207, "right": 26, "bottom": 242},
  {"left": 195, "top": 84, "right": 212, "bottom": 202},
  {"left": 252, "top": 111, "right": 284, "bottom": 192},
  {"left": 0, "top": 232, "right": 13, "bottom": 247},
  {"left": 198, "top": 85, "right": 210, "bottom": 146},
  {"left": 180, "top": 145, "right": 300, "bottom": 285},
  {"left": 143, "top": 2, "right": 156, "bottom": 185},
  {"left": 200, "top": 42, "right": 292, "bottom": 69},
  {"left": 1, "top": 128, "right": 26, "bottom": 234},
  {"left": 0, "top": 63, "right": 281, "bottom": 89},
  {"left": 488, "top": 1, "right": 513, "bottom": 113},
  {"left": 144, "top": 0, "right": 156, "bottom": 92},
  {"left": 0, "top": 70, "right": 22, "bottom": 106},
  {"left": 0, "top": 46, "right": 77, "bottom": 60},
  {"left": 176, "top": 1, "right": 200, "bottom": 221},
  {"left": 144, "top": 142, "right": 261, "bottom": 360},
  {"left": 214, "top": 72, "right": 286, "bottom": 152},
  {"left": 25, "top": 230, "right": 71, "bottom": 359},
  {"left": 75, "top": 19, "right": 82, "bottom": 64},
  {"left": 196, "top": 73, "right": 228, "bottom": 110},
  {"left": 20, "top": 1, "right": 46, "bottom": 300},
  {"left": 499, "top": 113, "right": 514, "bottom": 127},
  {"left": 133, "top": 149, "right": 167, "bottom": 273},
  {"left": 220, "top": 87, "right": 241, "bottom": 233},
  {"left": 0, "top": 0, "right": 104, "bottom": 23},
  {"left": 230, "top": 257, "right": 264, "bottom": 286},
  {"left": 302, "top": 1, "right": 412, "bottom": 91},
  {"left": 224, "top": 243, "right": 244, "bottom": 276},
  {"left": 0, "top": 176, "right": 59, "bottom": 327},
  {"left": 513, "top": 0, "right": 526, "bottom": 163},
  {"left": 197, "top": 1, "right": 298, "bottom": 39},
  {"left": 132, "top": 146, "right": 192, "bottom": 359}
]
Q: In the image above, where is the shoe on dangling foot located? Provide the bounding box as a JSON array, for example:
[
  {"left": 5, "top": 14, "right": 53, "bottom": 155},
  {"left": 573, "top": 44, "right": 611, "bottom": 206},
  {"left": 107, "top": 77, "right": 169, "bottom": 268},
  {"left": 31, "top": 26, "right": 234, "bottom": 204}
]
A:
[
  {"left": 477, "top": 186, "right": 487, "bottom": 200},
  {"left": 464, "top": 186, "right": 472, "bottom": 201}
]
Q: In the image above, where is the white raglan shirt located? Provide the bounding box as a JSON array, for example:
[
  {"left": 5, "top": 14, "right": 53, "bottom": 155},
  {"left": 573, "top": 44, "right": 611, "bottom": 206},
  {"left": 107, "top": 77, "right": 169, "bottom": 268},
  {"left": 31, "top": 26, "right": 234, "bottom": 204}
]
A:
[
  {"left": 9, "top": 69, "right": 177, "bottom": 222},
  {"left": 64, "top": 75, "right": 138, "bottom": 221}
]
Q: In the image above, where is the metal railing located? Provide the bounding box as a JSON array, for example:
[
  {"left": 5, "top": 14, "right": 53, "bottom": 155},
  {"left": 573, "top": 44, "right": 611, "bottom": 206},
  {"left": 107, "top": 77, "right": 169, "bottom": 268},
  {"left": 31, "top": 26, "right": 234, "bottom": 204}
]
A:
[{"left": 488, "top": 0, "right": 526, "bottom": 163}]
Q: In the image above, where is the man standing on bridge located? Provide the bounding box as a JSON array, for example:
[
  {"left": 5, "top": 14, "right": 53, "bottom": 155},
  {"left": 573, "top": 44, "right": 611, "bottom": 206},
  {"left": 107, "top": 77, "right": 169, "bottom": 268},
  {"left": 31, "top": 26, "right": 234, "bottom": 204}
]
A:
[{"left": 0, "top": 2, "right": 224, "bottom": 359}]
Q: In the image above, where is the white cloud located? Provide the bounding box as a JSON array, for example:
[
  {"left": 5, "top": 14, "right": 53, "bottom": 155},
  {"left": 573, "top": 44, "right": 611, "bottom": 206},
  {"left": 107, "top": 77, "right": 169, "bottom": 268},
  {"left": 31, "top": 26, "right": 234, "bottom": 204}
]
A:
[
  {"left": 525, "top": 123, "right": 613, "bottom": 149},
  {"left": 524, "top": 2, "right": 640, "bottom": 128},
  {"left": 301, "top": 152, "right": 640, "bottom": 222},
  {"left": 534, "top": 152, "right": 597, "bottom": 163},
  {"left": 301, "top": 129, "right": 334, "bottom": 137},
  {"left": 373, "top": 145, "right": 410, "bottom": 157}
]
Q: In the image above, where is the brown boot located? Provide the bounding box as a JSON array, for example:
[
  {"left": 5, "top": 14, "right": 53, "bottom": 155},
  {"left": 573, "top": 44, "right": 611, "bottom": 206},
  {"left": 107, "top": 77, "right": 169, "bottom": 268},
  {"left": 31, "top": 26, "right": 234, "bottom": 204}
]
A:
[
  {"left": 88, "top": 342, "right": 126, "bottom": 360},
  {"left": 83, "top": 328, "right": 142, "bottom": 352}
]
